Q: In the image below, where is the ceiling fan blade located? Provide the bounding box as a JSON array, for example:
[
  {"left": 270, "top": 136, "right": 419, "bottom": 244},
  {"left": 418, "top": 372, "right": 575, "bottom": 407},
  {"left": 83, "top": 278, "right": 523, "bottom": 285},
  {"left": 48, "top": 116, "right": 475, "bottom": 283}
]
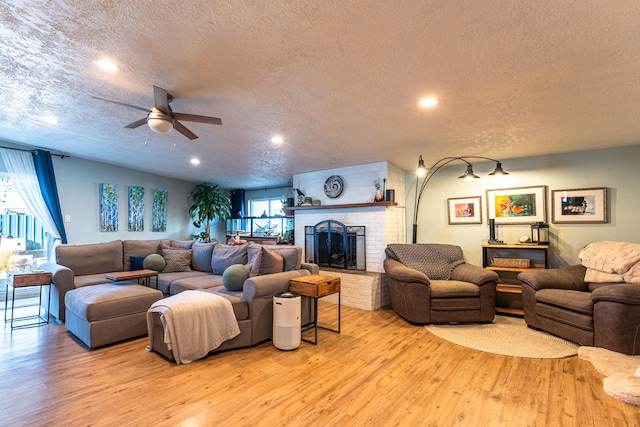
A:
[
  {"left": 153, "top": 85, "right": 170, "bottom": 113},
  {"left": 92, "top": 96, "right": 150, "bottom": 113},
  {"left": 172, "top": 112, "right": 222, "bottom": 125},
  {"left": 173, "top": 120, "right": 198, "bottom": 140},
  {"left": 125, "top": 117, "right": 148, "bottom": 129}
]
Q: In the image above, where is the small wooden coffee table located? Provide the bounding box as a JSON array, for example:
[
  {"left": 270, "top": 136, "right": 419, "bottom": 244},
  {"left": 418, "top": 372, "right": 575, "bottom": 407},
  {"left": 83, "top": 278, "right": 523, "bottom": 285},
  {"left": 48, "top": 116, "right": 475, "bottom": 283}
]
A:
[
  {"left": 106, "top": 269, "right": 159, "bottom": 289},
  {"left": 4, "top": 270, "right": 53, "bottom": 329},
  {"left": 289, "top": 274, "right": 341, "bottom": 345}
]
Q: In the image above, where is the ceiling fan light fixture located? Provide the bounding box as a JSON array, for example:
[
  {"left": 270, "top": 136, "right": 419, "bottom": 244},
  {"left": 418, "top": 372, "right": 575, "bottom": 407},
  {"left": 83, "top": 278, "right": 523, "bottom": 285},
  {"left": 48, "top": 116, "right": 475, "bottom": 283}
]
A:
[{"left": 147, "top": 108, "right": 174, "bottom": 134}]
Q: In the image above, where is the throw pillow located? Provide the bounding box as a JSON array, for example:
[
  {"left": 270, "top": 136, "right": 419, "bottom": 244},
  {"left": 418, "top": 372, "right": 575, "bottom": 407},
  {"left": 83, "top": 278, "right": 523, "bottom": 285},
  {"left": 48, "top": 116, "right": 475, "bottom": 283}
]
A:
[
  {"left": 191, "top": 242, "right": 215, "bottom": 272},
  {"left": 211, "top": 244, "right": 248, "bottom": 275},
  {"left": 250, "top": 247, "right": 284, "bottom": 277},
  {"left": 156, "top": 240, "right": 171, "bottom": 254},
  {"left": 162, "top": 249, "right": 193, "bottom": 273},
  {"left": 170, "top": 239, "right": 194, "bottom": 249},
  {"left": 130, "top": 256, "right": 145, "bottom": 271},
  {"left": 222, "top": 264, "right": 251, "bottom": 291},
  {"left": 143, "top": 253, "right": 166, "bottom": 272}
]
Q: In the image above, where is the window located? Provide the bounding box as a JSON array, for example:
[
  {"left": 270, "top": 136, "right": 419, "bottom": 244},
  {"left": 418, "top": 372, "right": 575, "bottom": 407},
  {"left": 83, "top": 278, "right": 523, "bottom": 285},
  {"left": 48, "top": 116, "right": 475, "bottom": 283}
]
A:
[
  {"left": 248, "top": 198, "right": 288, "bottom": 237},
  {"left": 0, "top": 176, "right": 49, "bottom": 275},
  {"left": 248, "top": 198, "right": 285, "bottom": 218}
]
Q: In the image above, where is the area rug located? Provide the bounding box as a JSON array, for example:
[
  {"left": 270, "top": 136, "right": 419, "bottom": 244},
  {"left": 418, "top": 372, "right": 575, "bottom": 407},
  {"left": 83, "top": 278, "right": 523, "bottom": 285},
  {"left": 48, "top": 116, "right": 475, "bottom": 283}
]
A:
[
  {"left": 579, "top": 346, "right": 640, "bottom": 406},
  {"left": 424, "top": 315, "right": 579, "bottom": 358}
]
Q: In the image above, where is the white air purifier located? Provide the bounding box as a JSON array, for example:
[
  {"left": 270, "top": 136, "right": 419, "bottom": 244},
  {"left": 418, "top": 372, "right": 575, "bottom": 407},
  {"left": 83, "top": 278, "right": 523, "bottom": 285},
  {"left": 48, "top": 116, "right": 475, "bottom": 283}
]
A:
[{"left": 273, "top": 292, "right": 301, "bottom": 350}]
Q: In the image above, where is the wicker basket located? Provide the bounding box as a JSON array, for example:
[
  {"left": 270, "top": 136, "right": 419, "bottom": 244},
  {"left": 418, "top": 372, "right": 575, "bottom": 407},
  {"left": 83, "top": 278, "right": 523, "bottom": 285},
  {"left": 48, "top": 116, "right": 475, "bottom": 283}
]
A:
[{"left": 492, "top": 257, "right": 530, "bottom": 268}]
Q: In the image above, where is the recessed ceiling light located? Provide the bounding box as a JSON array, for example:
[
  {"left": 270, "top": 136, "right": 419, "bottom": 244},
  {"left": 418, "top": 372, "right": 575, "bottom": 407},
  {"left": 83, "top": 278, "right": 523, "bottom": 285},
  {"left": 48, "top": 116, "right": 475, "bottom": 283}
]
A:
[
  {"left": 94, "top": 58, "right": 120, "bottom": 72},
  {"left": 42, "top": 116, "right": 59, "bottom": 125},
  {"left": 419, "top": 97, "right": 439, "bottom": 108},
  {"left": 271, "top": 136, "right": 284, "bottom": 145},
  {"left": 190, "top": 158, "right": 201, "bottom": 165}
]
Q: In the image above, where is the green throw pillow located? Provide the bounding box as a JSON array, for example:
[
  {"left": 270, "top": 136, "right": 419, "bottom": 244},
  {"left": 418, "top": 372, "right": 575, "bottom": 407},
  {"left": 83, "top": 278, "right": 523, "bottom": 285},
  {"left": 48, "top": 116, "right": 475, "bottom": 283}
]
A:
[
  {"left": 222, "top": 264, "right": 250, "bottom": 291},
  {"left": 143, "top": 253, "right": 166, "bottom": 272}
]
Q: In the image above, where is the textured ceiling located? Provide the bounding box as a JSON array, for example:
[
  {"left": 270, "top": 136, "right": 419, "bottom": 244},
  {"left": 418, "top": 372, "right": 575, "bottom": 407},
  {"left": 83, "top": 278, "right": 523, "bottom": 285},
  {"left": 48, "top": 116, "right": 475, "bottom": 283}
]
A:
[{"left": 1, "top": 1, "right": 639, "bottom": 189}]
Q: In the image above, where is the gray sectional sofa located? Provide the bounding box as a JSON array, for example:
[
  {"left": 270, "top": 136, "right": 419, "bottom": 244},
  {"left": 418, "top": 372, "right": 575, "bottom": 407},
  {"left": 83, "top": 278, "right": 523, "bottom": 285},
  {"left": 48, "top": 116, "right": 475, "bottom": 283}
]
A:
[{"left": 40, "top": 239, "right": 318, "bottom": 350}]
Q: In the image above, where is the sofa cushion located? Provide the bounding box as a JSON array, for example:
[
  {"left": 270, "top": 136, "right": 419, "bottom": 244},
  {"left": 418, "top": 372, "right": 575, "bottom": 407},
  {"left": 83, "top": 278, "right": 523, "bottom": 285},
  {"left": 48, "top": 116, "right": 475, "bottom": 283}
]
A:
[
  {"left": 65, "top": 283, "right": 163, "bottom": 322},
  {"left": 430, "top": 280, "right": 480, "bottom": 298},
  {"left": 162, "top": 249, "right": 193, "bottom": 273},
  {"left": 211, "top": 244, "right": 248, "bottom": 275},
  {"left": 171, "top": 239, "right": 194, "bottom": 249},
  {"left": 56, "top": 240, "right": 123, "bottom": 276},
  {"left": 200, "top": 287, "right": 249, "bottom": 321},
  {"left": 191, "top": 242, "right": 215, "bottom": 272},
  {"left": 248, "top": 243, "right": 301, "bottom": 271},
  {"left": 223, "top": 264, "right": 251, "bottom": 291},
  {"left": 123, "top": 240, "right": 162, "bottom": 270},
  {"left": 159, "top": 271, "right": 212, "bottom": 295},
  {"left": 250, "top": 247, "right": 284, "bottom": 277},
  {"left": 130, "top": 256, "right": 145, "bottom": 271},
  {"left": 73, "top": 274, "right": 113, "bottom": 288},
  {"left": 536, "top": 288, "right": 593, "bottom": 315},
  {"left": 144, "top": 254, "right": 166, "bottom": 272}
]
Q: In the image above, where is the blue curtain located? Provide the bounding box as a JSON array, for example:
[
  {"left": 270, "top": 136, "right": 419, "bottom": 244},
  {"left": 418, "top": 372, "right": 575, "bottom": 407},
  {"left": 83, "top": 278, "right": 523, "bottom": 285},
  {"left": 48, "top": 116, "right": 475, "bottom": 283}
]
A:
[{"left": 32, "top": 149, "right": 68, "bottom": 243}]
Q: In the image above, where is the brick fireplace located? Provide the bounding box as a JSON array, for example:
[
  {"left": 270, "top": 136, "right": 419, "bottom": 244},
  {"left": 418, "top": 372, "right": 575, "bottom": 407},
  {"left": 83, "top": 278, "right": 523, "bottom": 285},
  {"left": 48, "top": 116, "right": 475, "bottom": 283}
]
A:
[{"left": 292, "top": 161, "right": 406, "bottom": 310}]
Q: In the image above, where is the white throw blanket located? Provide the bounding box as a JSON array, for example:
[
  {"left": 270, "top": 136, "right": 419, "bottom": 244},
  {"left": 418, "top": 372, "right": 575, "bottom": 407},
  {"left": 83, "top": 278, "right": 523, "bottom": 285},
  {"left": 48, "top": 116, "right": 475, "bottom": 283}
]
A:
[
  {"left": 579, "top": 241, "right": 640, "bottom": 284},
  {"left": 146, "top": 291, "right": 240, "bottom": 364}
]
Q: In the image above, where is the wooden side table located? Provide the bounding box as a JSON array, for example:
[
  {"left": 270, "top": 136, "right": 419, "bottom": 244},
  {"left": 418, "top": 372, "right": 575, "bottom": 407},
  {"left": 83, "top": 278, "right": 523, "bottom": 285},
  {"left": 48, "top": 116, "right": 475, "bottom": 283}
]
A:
[
  {"left": 106, "top": 269, "right": 159, "bottom": 289},
  {"left": 289, "top": 274, "right": 340, "bottom": 345},
  {"left": 4, "top": 270, "right": 53, "bottom": 329}
]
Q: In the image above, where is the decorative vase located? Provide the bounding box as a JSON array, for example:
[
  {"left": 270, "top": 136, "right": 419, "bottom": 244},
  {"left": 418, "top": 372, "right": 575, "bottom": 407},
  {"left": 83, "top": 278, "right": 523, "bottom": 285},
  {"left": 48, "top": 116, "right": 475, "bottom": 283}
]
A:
[{"left": 374, "top": 190, "right": 384, "bottom": 202}]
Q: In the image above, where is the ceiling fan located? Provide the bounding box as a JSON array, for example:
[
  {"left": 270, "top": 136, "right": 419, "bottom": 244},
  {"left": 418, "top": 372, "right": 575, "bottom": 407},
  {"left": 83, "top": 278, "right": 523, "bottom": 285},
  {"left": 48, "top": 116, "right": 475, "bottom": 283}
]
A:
[{"left": 92, "top": 85, "right": 222, "bottom": 140}]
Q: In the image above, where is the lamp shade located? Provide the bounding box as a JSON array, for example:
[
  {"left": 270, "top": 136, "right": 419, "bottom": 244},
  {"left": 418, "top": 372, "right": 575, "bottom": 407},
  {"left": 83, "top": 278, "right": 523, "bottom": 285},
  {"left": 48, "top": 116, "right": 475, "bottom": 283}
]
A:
[
  {"left": 488, "top": 162, "right": 509, "bottom": 176},
  {"left": 459, "top": 164, "right": 480, "bottom": 180}
]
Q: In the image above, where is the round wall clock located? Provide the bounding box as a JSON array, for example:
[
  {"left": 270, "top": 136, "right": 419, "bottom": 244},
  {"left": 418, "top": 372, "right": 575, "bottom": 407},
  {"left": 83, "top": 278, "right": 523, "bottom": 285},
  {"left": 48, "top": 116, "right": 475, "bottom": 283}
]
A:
[{"left": 324, "top": 175, "right": 344, "bottom": 198}]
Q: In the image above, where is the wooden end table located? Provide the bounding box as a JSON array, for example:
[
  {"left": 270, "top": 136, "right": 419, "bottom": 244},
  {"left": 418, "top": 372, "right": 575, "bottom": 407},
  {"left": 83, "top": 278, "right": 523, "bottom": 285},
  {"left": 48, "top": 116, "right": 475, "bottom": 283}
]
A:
[
  {"left": 289, "top": 274, "right": 341, "bottom": 345},
  {"left": 106, "top": 269, "right": 159, "bottom": 289},
  {"left": 4, "top": 270, "right": 53, "bottom": 329}
]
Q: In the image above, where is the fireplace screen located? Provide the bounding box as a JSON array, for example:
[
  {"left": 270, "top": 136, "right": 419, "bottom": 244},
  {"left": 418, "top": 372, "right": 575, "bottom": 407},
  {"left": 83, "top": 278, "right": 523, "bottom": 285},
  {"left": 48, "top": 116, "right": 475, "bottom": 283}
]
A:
[{"left": 305, "top": 220, "right": 366, "bottom": 270}]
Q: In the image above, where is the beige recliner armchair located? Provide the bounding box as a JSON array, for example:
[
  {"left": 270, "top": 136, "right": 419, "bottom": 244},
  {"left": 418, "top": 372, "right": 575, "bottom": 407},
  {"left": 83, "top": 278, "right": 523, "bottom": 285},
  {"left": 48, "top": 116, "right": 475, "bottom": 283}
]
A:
[{"left": 383, "top": 244, "right": 498, "bottom": 324}]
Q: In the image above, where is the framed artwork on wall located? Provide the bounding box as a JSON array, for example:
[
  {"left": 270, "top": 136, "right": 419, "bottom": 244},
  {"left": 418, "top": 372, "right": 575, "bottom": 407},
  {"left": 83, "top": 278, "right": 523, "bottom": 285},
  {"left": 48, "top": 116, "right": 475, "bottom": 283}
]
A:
[
  {"left": 99, "top": 183, "right": 118, "bottom": 232},
  {"left": 551, "top": 187, "right": 607, "bottom": 223},
  {"left": 486, "top": 185, "right": 547, "bottom": 224},
  {"left": 152, "top": 189, "right": 168, "bottom": 232},
  {"left": 128, "top": 186, "right": 145, "bottom": 231},
  {"left": 447, "top": 196, "right": 482, "bottom": 224}
]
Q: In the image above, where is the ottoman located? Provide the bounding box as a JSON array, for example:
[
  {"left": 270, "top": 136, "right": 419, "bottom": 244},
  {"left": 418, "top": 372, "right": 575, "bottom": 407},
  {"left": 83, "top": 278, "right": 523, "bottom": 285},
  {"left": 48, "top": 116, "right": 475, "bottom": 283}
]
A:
[{"left": 65, "top": 283, "right": 163, "bottom": 348}]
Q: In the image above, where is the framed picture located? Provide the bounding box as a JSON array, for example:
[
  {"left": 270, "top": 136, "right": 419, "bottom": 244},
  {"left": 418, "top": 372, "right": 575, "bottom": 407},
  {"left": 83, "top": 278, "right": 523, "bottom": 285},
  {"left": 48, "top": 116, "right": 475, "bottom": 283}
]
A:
[
  {"left": 447, "top": 196, "right": 482, "bottom": 224},
  {"left": 99, "top": 183, "right": 118, "bottom": 232},
  {"left": 551, "top": 187, "right": 607, "bottom": 223},
  {"left": 486, "top": 185, "right": 547, "bottom": 224}
]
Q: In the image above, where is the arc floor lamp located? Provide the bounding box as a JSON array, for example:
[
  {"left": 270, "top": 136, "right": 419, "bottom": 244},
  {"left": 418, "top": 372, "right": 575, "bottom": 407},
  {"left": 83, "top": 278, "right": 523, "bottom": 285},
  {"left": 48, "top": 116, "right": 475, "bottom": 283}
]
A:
[{"left": 412, "top": 155, "right": 509, "bottom": 243}]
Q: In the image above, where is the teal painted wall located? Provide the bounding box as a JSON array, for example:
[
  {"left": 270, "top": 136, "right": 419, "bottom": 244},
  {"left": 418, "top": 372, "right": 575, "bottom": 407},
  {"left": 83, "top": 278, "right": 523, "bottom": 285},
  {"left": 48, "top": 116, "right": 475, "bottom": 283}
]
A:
[
  {"left": 406, "top": 145, "right": 640, "bottom": 267},
  {"left": 51, "top": 156, "right": 199, "bottom": 243}
]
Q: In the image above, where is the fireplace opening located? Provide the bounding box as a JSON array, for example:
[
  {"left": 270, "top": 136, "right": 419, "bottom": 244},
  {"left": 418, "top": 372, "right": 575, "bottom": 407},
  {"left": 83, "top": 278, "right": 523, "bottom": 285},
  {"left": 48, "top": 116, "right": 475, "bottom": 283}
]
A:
[{"left": 305, "top": 220, "right": 366, "bottom": 270}]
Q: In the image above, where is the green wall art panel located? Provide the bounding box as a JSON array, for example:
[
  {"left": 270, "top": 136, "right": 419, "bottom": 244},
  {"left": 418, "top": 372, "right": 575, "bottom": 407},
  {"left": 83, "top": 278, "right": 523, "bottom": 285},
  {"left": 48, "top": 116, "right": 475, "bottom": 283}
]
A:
[
  {"left": 99, "top": 183, "right": 118, "bottom": 232},
  {"left": 152, "top": 189, "right": 168, "bottom": 232},
  {"left": 128, "top": 186, "right": 145, "bottom": 231}
]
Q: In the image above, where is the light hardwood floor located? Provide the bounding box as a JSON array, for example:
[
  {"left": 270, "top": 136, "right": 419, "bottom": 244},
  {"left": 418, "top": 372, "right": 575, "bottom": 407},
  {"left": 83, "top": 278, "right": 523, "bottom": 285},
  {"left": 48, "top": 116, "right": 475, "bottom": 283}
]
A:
[{"left": 1, "top": 303, "right": 639, "bottom": 426}]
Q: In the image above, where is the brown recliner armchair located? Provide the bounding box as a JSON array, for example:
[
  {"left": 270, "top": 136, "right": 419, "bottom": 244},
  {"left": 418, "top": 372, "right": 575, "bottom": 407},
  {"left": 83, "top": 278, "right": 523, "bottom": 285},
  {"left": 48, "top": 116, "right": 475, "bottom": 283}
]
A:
[
  {"left": 383, "top": 244, "right": 498, "bottom": 324},
  {"left": 518, "top": 265, "right": 640, "bottom": 355}
]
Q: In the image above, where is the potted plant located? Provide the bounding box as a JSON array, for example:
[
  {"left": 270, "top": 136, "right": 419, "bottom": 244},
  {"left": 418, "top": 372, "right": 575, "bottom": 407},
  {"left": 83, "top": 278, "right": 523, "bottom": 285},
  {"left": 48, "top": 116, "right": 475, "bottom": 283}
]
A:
[{"left": 188, "top": 183, "right": 232, "bottom": 243}]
